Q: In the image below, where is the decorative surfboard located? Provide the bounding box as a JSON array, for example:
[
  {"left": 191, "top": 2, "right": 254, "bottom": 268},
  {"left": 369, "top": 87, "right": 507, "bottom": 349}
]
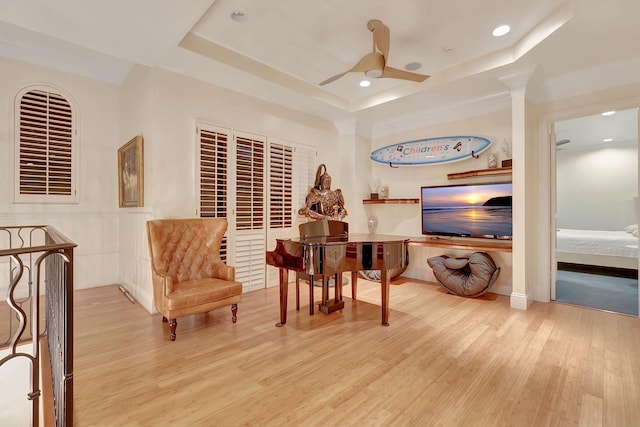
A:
[{"left": 370, "top": 135, "right": 491, "bottom": 166}]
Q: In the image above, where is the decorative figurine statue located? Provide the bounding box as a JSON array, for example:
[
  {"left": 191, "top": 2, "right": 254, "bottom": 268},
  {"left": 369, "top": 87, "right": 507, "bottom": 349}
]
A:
[
  {"left": 298, "top": 164, "right": 348, "bottom": 221},
  {"left": 501, "top": 138, "right": 512, "bottom": 159},
  {"left": 488, "top": 151, "right": 498, "bottom": 169}
]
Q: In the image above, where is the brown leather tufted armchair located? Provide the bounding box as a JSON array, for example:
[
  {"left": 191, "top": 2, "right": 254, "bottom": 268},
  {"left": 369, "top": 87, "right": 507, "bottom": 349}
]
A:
[{"left": 146, "top": 218, "right": 242, "bottom": 340}]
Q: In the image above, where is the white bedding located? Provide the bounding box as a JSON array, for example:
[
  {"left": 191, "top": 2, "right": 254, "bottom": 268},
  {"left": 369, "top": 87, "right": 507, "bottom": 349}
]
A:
[{"left": 556, "top": 228, "right": 638, "bottom": 258}]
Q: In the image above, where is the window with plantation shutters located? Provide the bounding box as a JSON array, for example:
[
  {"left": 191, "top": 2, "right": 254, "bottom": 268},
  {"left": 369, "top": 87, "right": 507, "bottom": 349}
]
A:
[
  {"left": 233, "top": 132, "right": 266, "bottom": 292},
  {"left": 198, "top": 125, "right": 230, "bottom": 260},
  {"left": 15, "top": 87, "right": 77, "bottom": 203},
  {"left": 198, "top": 128, "right": 228, "bottom": 218},
  {"left": 264, "top": 142, "right": 315, "bottom": 289},
  {"left": 235, "top": 134, "right": 265, "bottom": 231},
  {"left": 269, "top": 142, "right": 293, "bottom": 228},
  {"left": 196, "top": 123, "right": 312, "bottom": 291}
]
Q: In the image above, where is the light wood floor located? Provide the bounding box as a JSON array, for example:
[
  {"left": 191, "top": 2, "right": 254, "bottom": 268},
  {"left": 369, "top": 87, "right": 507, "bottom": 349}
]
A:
[{"left": 72, "top": 279, "right": 640, "bottom": 427}]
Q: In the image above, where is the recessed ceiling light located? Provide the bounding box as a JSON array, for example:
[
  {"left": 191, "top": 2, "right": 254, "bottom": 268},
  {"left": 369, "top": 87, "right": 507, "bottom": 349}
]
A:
[
  {"left": 230, "top": 11, "right": 248, "bottom": 22},
  {"left": 601, "top": 110, "right": 616, "bottom": 116},
  {"left": 360, "top": 80, "right": 371, "bottom": 87},
  {"left": 405, "top": 62, "right": 422, "bottom": 71},
  {"left": 492, "top": 25, "right": 511, "bottom": 37},
  {"left": 603, "top": 138, "right": 613, "bottom": 142}
]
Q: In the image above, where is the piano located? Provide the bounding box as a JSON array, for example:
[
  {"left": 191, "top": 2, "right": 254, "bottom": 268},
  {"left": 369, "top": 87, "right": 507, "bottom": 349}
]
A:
[{"left": 266, "top": 220, "right": 409, "bottom": 327}]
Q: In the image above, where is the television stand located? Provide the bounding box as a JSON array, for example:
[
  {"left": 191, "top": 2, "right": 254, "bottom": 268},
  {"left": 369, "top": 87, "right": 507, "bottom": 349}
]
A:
[{"left": 408, "top": 237, "right": 512, "bottom": 252}]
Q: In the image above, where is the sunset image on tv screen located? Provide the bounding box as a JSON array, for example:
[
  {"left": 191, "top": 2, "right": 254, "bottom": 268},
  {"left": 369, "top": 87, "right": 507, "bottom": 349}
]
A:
[{"left": 421, "top": 183, "right": 512, "bottom": 238}]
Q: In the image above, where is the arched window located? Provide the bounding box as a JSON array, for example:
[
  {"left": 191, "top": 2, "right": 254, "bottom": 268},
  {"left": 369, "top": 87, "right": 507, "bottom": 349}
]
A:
[{"left": 14, "top": 86, "right": 78, "bottom": 203}]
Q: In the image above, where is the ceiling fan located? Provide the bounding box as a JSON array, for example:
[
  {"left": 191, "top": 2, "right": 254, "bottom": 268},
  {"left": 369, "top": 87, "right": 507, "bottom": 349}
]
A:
[{"left": 319, "top": 19, "right": 430, "bottom": 86}]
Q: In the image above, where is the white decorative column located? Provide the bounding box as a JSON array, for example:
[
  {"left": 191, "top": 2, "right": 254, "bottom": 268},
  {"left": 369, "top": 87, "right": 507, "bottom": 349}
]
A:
[{"left": 499, "top": 67, "right": 537, "bottom": 310}]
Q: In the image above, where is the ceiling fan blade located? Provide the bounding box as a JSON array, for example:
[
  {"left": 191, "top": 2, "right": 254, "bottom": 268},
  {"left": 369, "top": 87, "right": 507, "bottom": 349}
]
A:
[
  {"left": 349, "top": 51, "right": 385, "bottom": 73},
  {"left": 367, "top": 19, "right": 390, "bottom": 58},
  {"left": 319, "top": 52, "right": 384, "bottom": 86},
  {"left": 319, "top": 71, "right": 349, "bottom": 86},
  {"left": 381, "top": 66, "right": 430, "bottom": 82}
]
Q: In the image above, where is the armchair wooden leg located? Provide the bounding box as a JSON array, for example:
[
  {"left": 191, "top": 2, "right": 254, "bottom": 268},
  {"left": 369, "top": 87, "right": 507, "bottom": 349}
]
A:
[
  {"left": 231, "top": 303, "right": 238, "bottom": 323},
  {"left": 169, "top": 318, "right": 177, "bottom": 341},
  {"left": 162, "top": 316, "right": 168, "bottom": 323}
]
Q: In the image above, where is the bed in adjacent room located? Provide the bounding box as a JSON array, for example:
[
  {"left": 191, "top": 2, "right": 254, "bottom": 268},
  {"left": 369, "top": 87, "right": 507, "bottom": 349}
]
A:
[{"left": 556, "top": 228, "right": 639, "bottom": 270}]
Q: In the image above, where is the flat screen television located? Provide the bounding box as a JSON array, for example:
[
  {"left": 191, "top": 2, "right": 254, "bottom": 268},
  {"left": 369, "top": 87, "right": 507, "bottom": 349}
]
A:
[{"left": 421, "top": 182, "right": 512, "bottom": 239}]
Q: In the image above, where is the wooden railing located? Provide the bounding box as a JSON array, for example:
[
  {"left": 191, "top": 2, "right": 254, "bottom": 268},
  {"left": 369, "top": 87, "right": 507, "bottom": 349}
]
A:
[{"left": 0, "top": 225, "right": 76, "bottom": 426}]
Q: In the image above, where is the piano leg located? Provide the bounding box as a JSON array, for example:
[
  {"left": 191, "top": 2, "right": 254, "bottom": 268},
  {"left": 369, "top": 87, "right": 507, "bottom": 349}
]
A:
[
  {"left": 321, "top": 276, "right": 328, "bottom": 307},
  {"left": 309, "top": 275, "right": 315, "bottom": 315},
  {"left": 335, "top": 273, "right": 342, "bottom": 303},
  {"left": 276, "top": 268, "right": 289, "bottom": 327},
  {"left": 350, "top": 271, "right": 358, "bottom": 301},
  {"left": 295, "top": 273, "right": 300, "bottom": 311},
  {"left": 318, "top": 274, "right": 346, "bottom": 314},
  {"left": 381, "top": 267, "right": 390, "bottom": 326}
]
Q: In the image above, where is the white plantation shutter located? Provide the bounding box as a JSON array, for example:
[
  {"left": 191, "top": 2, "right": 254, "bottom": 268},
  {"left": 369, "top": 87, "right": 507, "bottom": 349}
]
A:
[
  {"left": 196, "top": 125, "right": 311, "bottom": 292},
  {"left": 199, "top": 127, "right": 228, "bottom": 218},
  {"left": 234, "top": 234, "right": 266, "bottom": 292},
  {"left": 197, "top": 125, "right": 230, "bottom": 260},
  {"left": 15, "top": 87, "right": 77, "bottom": 203},
  {"left": 265, "top": 143, "right": 316, "bottom": 288},
  {"left": 233, "top": 132, "right": 266, "bottom": 292},
  {"left": 269, "top": 142, "right": 294, "bottom": 229},
  {"left": 235, "top": 134, "right": 265, "bottom": 230},
  {"left": 265, "top": 141, "right": 295, "bottom": 288}
]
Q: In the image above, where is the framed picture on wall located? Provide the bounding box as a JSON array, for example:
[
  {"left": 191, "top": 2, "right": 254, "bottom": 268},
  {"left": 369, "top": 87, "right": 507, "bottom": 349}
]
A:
[{"left": 118, "top": 135, "right": 144, "bottom": 207}]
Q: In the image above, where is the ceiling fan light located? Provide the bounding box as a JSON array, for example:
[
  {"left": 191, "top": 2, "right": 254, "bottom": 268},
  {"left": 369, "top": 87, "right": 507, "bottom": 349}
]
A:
[
  {"left": 365, "top": 69, "right": 383, "bottom": 78},
  {"left": 360, "top": 80, "right": 371, "bottom": 87}
]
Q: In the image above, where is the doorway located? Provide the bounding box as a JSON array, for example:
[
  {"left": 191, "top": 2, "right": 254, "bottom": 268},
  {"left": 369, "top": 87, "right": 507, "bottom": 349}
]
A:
[{"left": 552, "top": 108, "right": 639, "bottom": 315}]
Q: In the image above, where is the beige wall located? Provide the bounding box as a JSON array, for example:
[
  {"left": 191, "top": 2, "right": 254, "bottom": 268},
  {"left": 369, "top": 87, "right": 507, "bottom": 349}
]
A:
[
  {"left": 0, "top": 57, "right": 121, "bottom": 292},
  {"left": 368, "top": 110, "right": 515, "bottom": 295},
  {"left": 3, "top": 55, "right": 640, "bottom": 310},
  {"left": 371, "top": 110, "right": 513, "bottom": 217},
  {"left": 116, "top": 66, "right": 341, "bottom": 311}
]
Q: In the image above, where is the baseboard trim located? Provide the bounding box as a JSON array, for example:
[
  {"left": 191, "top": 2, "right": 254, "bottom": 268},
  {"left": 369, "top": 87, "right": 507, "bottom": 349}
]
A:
[{"left": 510, "top": 292, "right": 533, "bottom": 310}]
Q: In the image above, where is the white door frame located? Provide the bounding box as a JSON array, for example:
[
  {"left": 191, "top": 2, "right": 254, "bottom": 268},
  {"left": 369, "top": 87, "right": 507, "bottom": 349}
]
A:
[{"left": 538, "top": 99, "right": 640, "bottom": 316}]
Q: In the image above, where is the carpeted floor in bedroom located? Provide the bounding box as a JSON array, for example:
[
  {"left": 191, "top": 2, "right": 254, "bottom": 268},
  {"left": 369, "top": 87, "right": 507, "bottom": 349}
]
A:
[{"left": 555, "top": 268, "right": 639, "bottom": 316}]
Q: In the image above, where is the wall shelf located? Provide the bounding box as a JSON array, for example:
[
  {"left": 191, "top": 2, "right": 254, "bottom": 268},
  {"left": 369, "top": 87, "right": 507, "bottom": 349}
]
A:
[
  {"left": 362, "top": 198, "right": 419, "bottom": 205},
  {"left": 447, "top": 166, "right": 512, "bottom": 180}
]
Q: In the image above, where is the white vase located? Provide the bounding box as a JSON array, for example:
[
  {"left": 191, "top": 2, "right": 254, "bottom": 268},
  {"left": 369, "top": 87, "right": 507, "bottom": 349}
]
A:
[
  {"left": 380, "top": 185, "right": 389, "bottom": 199},
  {"left": 368, "top": 217, "right": 378, "bottom": 234}
]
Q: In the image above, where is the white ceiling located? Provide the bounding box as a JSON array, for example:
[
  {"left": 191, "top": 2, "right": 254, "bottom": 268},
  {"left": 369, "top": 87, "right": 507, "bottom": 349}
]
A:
[
  {"left": 1, "top": 0, "right": 640, "bottom": 137},
  {"left": 555, "top": 108, "right": 638, "bottom": 151}
]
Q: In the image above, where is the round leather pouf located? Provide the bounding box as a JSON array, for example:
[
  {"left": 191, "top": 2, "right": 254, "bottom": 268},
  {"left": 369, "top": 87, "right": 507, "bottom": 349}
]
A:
[{"left": 427, "top": 252, "right": 500, "bottom": 297}]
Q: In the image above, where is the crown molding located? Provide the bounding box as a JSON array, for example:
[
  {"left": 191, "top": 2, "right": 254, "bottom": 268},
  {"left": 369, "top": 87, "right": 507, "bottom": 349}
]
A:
[{"left": 369, "top": 91, "right": 512, "bottom": 139}]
